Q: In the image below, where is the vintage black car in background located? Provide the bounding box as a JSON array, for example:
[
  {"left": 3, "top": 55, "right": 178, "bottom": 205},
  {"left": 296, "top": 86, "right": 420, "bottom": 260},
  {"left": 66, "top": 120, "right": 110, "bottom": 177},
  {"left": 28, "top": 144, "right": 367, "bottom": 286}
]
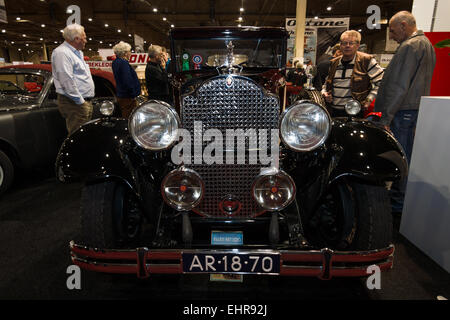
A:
[
  {"left": 0, "top": 64, "right": 118, "bottom": 195},
  {"left": 58, "top": 27, "right": 408, "bottom": 280}
]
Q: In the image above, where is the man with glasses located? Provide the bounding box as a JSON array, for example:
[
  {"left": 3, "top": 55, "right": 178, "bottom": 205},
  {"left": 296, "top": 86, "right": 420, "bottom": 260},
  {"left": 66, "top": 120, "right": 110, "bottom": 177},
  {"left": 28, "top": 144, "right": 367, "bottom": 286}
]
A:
[{"left": 321, "top": 30, "right": 384, "bottom": 117}]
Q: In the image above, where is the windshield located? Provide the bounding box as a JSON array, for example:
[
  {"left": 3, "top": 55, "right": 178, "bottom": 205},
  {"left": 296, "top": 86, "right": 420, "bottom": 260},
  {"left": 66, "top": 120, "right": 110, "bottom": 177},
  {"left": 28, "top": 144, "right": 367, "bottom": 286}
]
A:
[
  {"left": 0, "top": 72, "right": 46, "bottom": 97},
  {"left": 173, "top": 38, "right": 284, "bottom": 72}
]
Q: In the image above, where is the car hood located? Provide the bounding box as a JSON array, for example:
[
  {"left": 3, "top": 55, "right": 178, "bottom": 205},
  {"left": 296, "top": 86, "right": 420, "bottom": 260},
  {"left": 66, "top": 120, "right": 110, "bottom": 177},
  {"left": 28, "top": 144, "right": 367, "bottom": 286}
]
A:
[{"left": 0, "top": 95, "right": 39, "bottom": 111}]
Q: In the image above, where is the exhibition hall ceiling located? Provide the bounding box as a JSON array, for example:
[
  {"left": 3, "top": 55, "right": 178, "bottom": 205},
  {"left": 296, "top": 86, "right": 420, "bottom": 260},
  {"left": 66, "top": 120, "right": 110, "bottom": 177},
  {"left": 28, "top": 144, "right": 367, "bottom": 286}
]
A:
[{"left": 1, "top": 0, "right": 412, "bottom": 51}]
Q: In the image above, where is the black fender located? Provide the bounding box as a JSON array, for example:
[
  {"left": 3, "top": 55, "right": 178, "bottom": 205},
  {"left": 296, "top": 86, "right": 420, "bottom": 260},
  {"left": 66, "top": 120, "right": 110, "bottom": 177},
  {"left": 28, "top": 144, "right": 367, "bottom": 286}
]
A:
[
  {"left": 56, "top": 117, "right": 134, "bottom": 188},
  {"left": 328, "top": 118, "right": 408, "bottom": 184}
]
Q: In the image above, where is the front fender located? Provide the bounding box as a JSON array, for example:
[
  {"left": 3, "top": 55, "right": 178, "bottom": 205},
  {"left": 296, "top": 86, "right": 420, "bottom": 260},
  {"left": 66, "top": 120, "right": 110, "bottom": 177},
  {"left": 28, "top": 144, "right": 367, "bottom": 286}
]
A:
[
  {"left": 329, "top": 118, "right": 408, "bottom": 184},
  {"left": 56, "top": 117, "right": 134, "bottom": 186}
]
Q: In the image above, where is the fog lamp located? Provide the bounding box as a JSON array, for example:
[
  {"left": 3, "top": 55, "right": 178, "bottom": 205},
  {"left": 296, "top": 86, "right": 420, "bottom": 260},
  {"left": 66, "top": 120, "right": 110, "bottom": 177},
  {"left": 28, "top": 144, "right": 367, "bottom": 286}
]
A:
[
  {"left": 162, "top": 168, "right": 204, "bottom": 211},
  {"left": 252, "top": 168, "right": 295, "bottom": 211},
  {"left": 99, "top": 100, "right": 115, "bottom": 116},
  {"left": 345, "top": 99, "right": 361, "bottom": 116}
]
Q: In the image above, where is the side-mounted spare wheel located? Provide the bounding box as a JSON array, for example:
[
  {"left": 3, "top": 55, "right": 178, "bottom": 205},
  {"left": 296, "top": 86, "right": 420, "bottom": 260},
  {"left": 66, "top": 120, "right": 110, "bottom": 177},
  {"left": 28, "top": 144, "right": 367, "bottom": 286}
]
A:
[
  {"left": 308, "top": 180, "right": 392, "bottom": 250},
  {"left": 80, "top": 181, "right": 143, "bottom": 248},
  {"left": 0, "top": 150, "right": 14, "bottom": 195}
]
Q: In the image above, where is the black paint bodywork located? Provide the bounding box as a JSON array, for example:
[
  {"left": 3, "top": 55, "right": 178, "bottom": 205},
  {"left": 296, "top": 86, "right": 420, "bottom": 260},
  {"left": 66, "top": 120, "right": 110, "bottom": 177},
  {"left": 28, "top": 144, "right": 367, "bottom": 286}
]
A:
[{"left": 56, "top": 27, "right": 407, "bottom": 248}]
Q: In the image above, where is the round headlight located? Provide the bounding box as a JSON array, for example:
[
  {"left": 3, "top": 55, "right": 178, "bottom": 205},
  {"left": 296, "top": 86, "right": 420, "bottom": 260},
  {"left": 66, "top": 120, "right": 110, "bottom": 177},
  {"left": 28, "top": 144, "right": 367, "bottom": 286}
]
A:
[
  {"left": 345, "top": 99, "right": 361, "bottom": 115},
  {"left": 280, "top": 101, "right": 330, "bottom": 151},
  {"left": 162, "top": 168, "right": 204, "bottom": 211},
  {"left": 252, "top": 169, "right": 295, "bottom": 211},
  {"left": 100, "top": 100, "right": 114, "bottom": 116},
  {"left": 129, "top": 101, "right": 179, "bottom": 150}
]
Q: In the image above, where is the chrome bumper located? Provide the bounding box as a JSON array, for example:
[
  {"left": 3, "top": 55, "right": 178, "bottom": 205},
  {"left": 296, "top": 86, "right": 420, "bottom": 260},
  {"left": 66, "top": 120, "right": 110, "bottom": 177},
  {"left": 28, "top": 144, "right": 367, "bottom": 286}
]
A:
[{"left": 70, "top": 241, "right": 394, "bottom": 280}]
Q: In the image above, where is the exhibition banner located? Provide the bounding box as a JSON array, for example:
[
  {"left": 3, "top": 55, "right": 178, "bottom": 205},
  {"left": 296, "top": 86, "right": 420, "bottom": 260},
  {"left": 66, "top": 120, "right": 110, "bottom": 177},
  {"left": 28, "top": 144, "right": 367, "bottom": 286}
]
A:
[{"left": 285, "top": 17, "right": 350, "bottom": 65}]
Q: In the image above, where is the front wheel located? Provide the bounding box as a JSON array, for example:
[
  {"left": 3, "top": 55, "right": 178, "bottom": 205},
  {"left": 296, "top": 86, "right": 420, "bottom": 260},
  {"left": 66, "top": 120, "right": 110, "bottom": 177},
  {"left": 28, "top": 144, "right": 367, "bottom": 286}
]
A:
[
  {"left": 308, "top": 180, "right": 392, "bottom": 250},
  {"left": 0, "top": 150, "right": 14, "bottom": 195},
  {"left": 80, "top": 181, "right": 143, "bottom": 248}
]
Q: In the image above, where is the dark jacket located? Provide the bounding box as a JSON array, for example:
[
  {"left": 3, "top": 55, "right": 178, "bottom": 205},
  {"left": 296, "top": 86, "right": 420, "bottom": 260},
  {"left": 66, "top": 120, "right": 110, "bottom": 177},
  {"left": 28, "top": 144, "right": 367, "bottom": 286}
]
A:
[
  {"left": 287, "top": 68, "right": 307, "bottom": 86},
  {"left": 145, "top": 61, "right": 170, "bottom": 102},
  {"left": 374, "top": 30, "right": 436, "bottom": 125},
  {"left": 112, "top": 57, "right": 141, "bottom": 98}
]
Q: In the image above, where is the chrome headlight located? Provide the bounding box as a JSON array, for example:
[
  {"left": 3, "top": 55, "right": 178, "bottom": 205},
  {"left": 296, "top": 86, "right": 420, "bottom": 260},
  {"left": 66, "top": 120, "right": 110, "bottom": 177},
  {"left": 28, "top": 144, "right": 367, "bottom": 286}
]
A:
[
  {"left": 162, "top": 168, "right": 204, "bottom": 211},
  {"left": 99, "top": 100, "right": 115, "bottom": 116},
  {"left": 345, "top": 99, "right": 361, "bottom": 115},
  {"left": 129, "top": 100, "right": 179, "bottom": 150},
  {"left": 280, "top": 101, "right": 331, "bottom": 151}
]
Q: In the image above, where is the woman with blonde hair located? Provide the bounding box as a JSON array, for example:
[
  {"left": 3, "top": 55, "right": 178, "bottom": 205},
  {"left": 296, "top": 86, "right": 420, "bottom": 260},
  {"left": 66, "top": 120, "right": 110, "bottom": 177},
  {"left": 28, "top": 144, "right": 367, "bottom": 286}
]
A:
[{"left": 112, "top": 41, "right": 141, "bottom": 118}]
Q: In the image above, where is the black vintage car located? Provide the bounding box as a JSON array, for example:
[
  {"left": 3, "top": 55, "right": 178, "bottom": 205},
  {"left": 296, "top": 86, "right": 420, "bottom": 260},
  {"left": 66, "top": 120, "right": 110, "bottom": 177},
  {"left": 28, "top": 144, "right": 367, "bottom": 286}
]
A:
[
  {"left": 0, "top": 65, "right": 118, "bottom": 195},
  {"left": 59, "top": 27, "right": 407, "bottom": 280}
]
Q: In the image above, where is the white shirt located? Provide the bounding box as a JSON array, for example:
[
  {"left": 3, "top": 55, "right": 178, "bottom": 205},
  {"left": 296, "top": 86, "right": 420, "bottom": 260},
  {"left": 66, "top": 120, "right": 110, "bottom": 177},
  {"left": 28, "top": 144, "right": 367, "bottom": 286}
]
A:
[{"left": 51, "top": 41, "right": 95, "bottom": 105}]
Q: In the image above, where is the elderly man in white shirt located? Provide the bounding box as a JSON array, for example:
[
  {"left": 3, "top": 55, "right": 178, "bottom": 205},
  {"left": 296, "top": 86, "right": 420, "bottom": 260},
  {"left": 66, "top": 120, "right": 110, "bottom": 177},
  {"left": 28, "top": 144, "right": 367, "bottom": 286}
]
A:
[{"left": 51, "top": 23, "right": 95, "bottom": 135}]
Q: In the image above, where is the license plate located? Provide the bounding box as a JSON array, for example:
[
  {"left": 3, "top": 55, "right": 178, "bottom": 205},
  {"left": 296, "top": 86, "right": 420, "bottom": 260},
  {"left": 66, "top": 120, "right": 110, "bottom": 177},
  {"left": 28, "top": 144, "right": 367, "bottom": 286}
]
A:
[{"left": 182, "top": 252, "right": 280, "bottom": 274}]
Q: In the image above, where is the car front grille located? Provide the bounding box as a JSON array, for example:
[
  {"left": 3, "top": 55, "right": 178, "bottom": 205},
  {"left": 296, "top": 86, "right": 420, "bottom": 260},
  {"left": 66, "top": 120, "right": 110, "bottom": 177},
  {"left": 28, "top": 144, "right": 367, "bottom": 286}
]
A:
[{"left": 181, "top": 75, "right": 280, "bottom": 218}]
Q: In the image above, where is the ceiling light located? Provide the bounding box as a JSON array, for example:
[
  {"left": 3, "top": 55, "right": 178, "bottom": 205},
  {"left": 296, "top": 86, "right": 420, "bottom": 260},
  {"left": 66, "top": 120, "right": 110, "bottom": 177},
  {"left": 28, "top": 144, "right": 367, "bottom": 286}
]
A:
[
  {"left": 117, "top": 29, "right": 121, "bottom": 33},
  {"left": 358, "top": 29, "right": 362, "bottom": 32},
  {"left": 109, "top": 44, "right": 112, "bottom": 46},
  {"left": 18, "top": 48, "right": 21, "bottom": 51},
  {"left": 60, "top": 30, "right": 64, "bottom": 33},
  {"left": 66, "top": 9, "right": 73, "bottom": 14},
  {"left": 238, "top": 24, "right": 241, "bottom": 27},
  {"left": 128, "top": 34, "right": 132, "bottom": 37},
  {"left": 11, "top": 41, "right": 14, "bottom": 44},
  {"left": 54, "top": 41, "right": 58, "bottom": 43},
  {"left": 163, "top": 17, "right": 167, "bottom": 21},
  {"left": 22, "top": 34, "right": 26, "bottom": 37},
  {"left": 314, "top": 16, "right": 318, "bottom": 19},
  {"left": 99, "top": 41, "right": 103, "bottom": 44},
  {"left": 88, "top": 18, "right": 93, "bottom": 22},
  {"left": 240, "top": 8, "right": 244, "bottom": 12},
  {"left": 153, "top": 8, "right": 158, "bottom": 12},
  {"left": 40, "top": 38, "right": 43, "bottom": 41},
  {"left": 104, "top": 24, "right": 109, "bottom": 27},
  {"left": 41, "top": 24, "right": 45, "bottom": 27},
  {"left": 25, "top": 44, "right": 29, "bottom": 46},
  {"left": 88, "top": 38, "right": 92, "bottom": 41},
  {"left": 1, "top": 29, "right": 5, "bottom": 33},
  {"left": 16, "top": 17, "right": 21, "bottom": 21},
  {"left": 171, "top": 24, "right": 175, "bottom": 28},
  {"left": 327, "top": 6, "right": 332, "bottom": 11},
  {"left": 238, "top": 17, "right": 243, "bottom": 21}
]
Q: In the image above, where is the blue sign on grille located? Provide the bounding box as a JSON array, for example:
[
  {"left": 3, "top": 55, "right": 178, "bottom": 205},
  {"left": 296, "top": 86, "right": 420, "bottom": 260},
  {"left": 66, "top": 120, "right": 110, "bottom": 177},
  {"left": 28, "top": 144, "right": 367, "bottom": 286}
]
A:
[{"left": 211, "top": 231, "right": 243, "bottom": 245}]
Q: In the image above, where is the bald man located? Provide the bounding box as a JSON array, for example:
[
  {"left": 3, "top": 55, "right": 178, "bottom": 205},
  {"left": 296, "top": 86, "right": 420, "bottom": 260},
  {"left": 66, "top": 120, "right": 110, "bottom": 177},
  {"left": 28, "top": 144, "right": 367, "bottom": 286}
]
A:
[{"left": 374, "top": 11, "right": 435, "bottom": 213}]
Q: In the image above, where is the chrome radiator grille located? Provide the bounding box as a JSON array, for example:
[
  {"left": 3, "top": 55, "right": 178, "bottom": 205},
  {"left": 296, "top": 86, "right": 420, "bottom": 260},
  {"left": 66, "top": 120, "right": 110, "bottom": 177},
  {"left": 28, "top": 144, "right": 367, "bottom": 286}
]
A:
[{"left": 181, "top": 75, "right": 280, "bottom": 218}]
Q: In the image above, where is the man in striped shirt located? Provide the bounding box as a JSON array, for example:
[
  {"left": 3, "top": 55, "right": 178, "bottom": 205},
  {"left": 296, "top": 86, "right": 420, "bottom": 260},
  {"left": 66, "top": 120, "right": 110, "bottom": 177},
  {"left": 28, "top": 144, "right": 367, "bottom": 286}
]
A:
[{"left": 321, "top": 30, "right": 384, "bottom": 117}]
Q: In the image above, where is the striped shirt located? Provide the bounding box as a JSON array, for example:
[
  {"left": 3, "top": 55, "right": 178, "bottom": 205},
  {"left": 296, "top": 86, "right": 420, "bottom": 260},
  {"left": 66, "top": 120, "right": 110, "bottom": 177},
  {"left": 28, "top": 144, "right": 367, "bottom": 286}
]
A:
[{"left": 321, "top": 54, "right": 384, "bottom": 109}]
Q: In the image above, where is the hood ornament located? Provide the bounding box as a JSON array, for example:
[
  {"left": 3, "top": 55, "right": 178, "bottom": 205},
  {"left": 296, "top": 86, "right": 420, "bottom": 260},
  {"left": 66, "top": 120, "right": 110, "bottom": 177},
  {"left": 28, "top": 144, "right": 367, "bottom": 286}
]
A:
[
  {"left": 225, "top": 41, "right": 235, "bottom": 70},
  {"left": 218, "top": 41, "right": 242, "bottom": 76}
]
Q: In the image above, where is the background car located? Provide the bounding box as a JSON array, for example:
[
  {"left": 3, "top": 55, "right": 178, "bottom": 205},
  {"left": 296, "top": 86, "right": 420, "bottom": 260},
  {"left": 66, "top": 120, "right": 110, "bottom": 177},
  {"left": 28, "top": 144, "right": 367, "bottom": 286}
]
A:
[{"left": 0, "top": 64, "right": 117, "bottom": 195}]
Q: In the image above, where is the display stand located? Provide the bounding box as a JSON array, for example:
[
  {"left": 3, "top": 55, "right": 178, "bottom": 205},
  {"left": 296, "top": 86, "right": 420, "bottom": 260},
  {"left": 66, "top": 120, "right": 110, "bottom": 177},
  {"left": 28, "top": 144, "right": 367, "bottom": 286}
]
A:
[{"left": 400, "top": 96, "right": 450, "bottom": 273}]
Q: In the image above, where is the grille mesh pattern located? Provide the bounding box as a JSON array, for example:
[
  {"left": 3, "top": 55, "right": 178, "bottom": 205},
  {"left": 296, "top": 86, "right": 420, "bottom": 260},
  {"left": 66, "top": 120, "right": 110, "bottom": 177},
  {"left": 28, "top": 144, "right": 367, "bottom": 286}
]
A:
[{"left": 181, "top": 75, "right": 280, "bottom": 218}]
